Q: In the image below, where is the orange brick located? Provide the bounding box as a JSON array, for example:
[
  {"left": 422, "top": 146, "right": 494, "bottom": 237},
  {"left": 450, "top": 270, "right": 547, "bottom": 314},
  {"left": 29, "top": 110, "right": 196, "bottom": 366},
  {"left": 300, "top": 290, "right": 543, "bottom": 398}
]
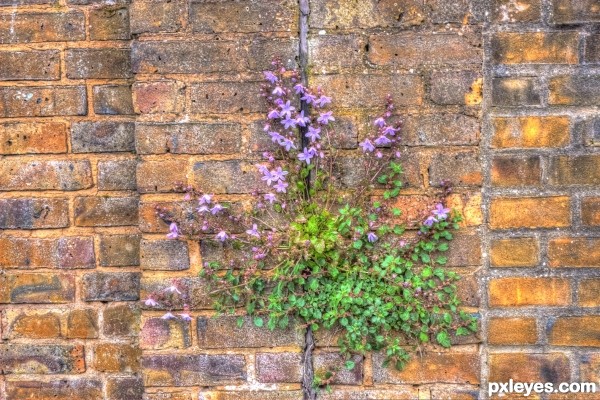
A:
[
  {"left": 491, "top": 156, "right": 541, "bottom": 187},
  {"left": 491, "top": 116, "right": 570, "bottom": 148},
  {"left": 581, "top": 353, "right": 600, "bottom": 382},
  {"left": 548, "top": 238, "right": 600, "bottom": 268},
  {"left": 94, "top": 343, "right": 141, "bottom": 372},
  {"left": 490, "top": 238, "right": 539, "bottom": 267},
  {"left": 489, "top": 277, "right": 571, "bottom": 307},
  {"left": 0, "top": 123, "right": 67, "bottom": 155},
  {"left": 492, "top": 0, "right": 541, "bottom": 23},
  {"left": 492, "top": 32, "right": 579, "bottom": 64},
  {"left": 488, "top": 317, "right": 537, "bottom": 345},
  {"left": 490, "top": 197, "right": 571, "bottom": 229},
  {"left": 579, "top": 279, "right": 600, "bottom": 307},
  {"left": 446, "top": 192, "right": 483, "bottom": 227},
  {"left": 5, "top": 311, "right": 62, "bottom": 339},
  {"left": 549, "top": 155, "right": 600, "bottom": 185},
  {"left": 133, "top": 80, "right": 184, "bottom": 114},
  {"left": 489, "top": 353, "right": 570, "bottom": 382},
  {"left": 67, "top": 309, "right": 99, "bottom": 339},
  {"left": 582, "top": 197, "right": 600, "bottom": 226},
  {"left": 548, "top": 316, "right": 600, "bottom": 346}
]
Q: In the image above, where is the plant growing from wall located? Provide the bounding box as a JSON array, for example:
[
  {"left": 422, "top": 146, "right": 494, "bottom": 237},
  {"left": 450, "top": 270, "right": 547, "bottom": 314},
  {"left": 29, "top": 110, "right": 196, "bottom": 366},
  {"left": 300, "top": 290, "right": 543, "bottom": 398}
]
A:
[{"left": 144, "top": 60, "right": 476, "bottom": 392}]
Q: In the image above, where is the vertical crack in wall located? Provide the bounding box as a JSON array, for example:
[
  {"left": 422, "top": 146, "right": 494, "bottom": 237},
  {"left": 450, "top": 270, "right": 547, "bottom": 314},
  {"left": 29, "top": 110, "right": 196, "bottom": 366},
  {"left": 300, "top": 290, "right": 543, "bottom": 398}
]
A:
[{"left": 298, "top": 1, "right": 317, "bottom": 399}]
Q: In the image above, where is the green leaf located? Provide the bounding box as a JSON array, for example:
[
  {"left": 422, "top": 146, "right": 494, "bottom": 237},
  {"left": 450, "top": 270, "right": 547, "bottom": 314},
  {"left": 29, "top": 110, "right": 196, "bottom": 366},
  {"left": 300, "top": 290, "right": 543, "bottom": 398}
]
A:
[
  {"left": 353, "top": 240, "right": 363, "bottom": 250},
  {"left": 419, "top": 332, "right": 429, "bottom": 343},
  {"left": 253, "top": 317, "right": 264, "bottom": 328},
  {"left": 236, "top": 317, "right": 244, "bottom": 328},
  {"left": 345, "top": 360, "right": 356, "bottom": 370},
  {"left": 436, "top": 331, "right": 451, "bottom": 347}
]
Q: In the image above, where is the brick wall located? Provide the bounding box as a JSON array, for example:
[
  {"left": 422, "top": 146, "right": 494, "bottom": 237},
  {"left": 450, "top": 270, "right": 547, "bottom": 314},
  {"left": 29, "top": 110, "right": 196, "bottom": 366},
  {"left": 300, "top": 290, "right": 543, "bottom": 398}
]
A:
[{"left": 0, "top": 0, "right": 598, "bottom": 399}]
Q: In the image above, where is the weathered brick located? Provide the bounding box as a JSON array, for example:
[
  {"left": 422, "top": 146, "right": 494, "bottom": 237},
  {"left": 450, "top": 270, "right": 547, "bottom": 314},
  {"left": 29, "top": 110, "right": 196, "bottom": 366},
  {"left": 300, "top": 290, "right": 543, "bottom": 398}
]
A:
[
  {"left": 429, "top": 387, "right": 479, "bottom": 400},
  {"left": 107, "top": 376, "right": 144, "bottom": 400},
  {"left": 66, "top": 309, "right": 99, "bottom": 339},
  {"left": 0, "top": 344, "right": 84, "bottom": 374},
  {"left": 71, "top": 121, "right": 135, "bottom": 153},
  {"left": 490, "top": 196, "right": 571, "bottom": 229},
  {"left": 581, "top": 353, "right": 600, "bottom": 383},
  {"left": 93, "top": 85, "right": 134, "bottom": 115},
  {"left": 0, "top": 237, "right": 94, "bottom": 269},
  {"left": 492, "top": 0, "right": 541, "bottom": 23},
  {"left": 0, "top": 198, "right": 69, "bottom": 229},
  {"left": 402, "top": 114, "right": 479, "bottom": 145},
  {"left": 137, "top": 160, "right": 188, "bottom": 193},
  {"left": 582, "top": 197, "right": 600, "bottom": 226},
  {"left": 310, "top": 74, "right": 423, "bottom": 107},
  {"left": 308, "top": 35, "right": 365, "bottom": 73},
  {"left": 0, "top": 51, "right": 60, "bottom": 80},
  {"left": 0, "top": 86, "right": 87, "bottom": 117},
  {"left": 103, "top": 303, "right": 140, "bottom": 337},
  {"left": 368, "top": 33, "right": 480, "bottom": 66},
  {"left": 145, "top": 392, "right": 193, "bottom": 400},
  {"left": 65, "top": 49, "right": 132, "bottom": 79},
  {"left": 548, "top": 238, "right": 600, "bottom": 268},
  {"left": 492, "top": 77, "right": 541, "bottom": 107},
  {"left": 0, "top": 273, "right": 75, "bottom": 303},
  {"left": 74, "top": 196, "right": 138, "bottom": 227},
  {"left": 0, "top": 12, "right": 85, "bottom": 43},
  {"left": 0, "top": 0, "right": 53, "bottom": 4},
  {"left": 141, "top": 277, "right": 213, "bottom": 310},
  {"left": 549, "top": 75, "right": 600, "bottom": 105},
  {"left": 4, "top": 311, "right": 62, "bottom": 339},
  {"left": 141, "top": 240, "right": 190, "bottom": 271},
  {"left": 489, "top": 353, "right": 570, "bottom": 382},
  {"left": 491, "top": 116, "right": 570, "bottom": 148},
  {"left": 94, "top": 343, "right": 141, "bottom": 372},
  {"left": 197, "top": 316, "right": 304, "bottom": 348},
  {"left": 89, "top": 6, "right": 130, "bottom": 40},
  {"left": 132, "top": 80, "right": 185, "bottom": 114},
  {"left": 142, "top": 354, "right": 246, "bottom": 386},
  {"left": 429, "top": 150, "right": 482, "bottom": 187},
  {"left": 0, "top": 159, "right": 92, "bottom": 191},
  {"left": 309, "top": 0, "right": 427, "bottom": 29},
  {"left": 98, "top": 159, "right": 137, "bottom": 191},
  {"left": 200, "top": 239, "right": 252, "bottom": 267},
  {"left": 5, "top": 379, "right": 102, "bottom": 400},
  {"left": 314, "top": 353, "right": 363, "bottom": 385},
  {"left": 491, "top": 237, "right": 539, "bottom": 267},
  {"left": 1, "top": 122, "right": 66, "bottom": 155},
  {"left": 491, "top": 156, "right": 541, "bottom": 186},
  {"left": 551, "top": 0, "right": 600, "bottom": 24},
  {"left": 548, "top": 316, "right": 600, "bottom": 347},
  {"left": 248, "top": 38, "right": 299, "bottom": 72},
  {"left": 430, "top": 71, "right": 482, "bottom": 105},
  {"left": 373, "top": 351, "right": 479, "bottom": 384},
  {"left": 489, "top": 277, "right": 571, "bottom": 307},
  {"left": 256, "top": 353, "right": 302, "bottom": 383},
  {"left": 585, "top": 34, "right": 600, "bottom": 64},
  {"left": 136, "top": 123, "right": 242, "bottom": 155},
  {"left": 579, "top": 279, "right": 600, "bottom": 307},
  {"left": 190, "top": 82, "right": 265, "bottom": 114},
  {"left": 131, "top": 0, "right": 186, "bottom": 33},
  {"left": 548, "top": 155, "right": 600, "bottom": 185},
  {"left": 193, "top": 161, "right": 261, "bottom": 194},
  {"left": 320, "top": 389, "right": 421, "bottom": 400},
  {"left": 446, "top": 192, "right": 483, "bottom": 227},
  {"left": 82, "top": 272, "right": 140, "bottom": 301},
  {"left": 191, "top": 0, "right": 297, "bottom": 33},
  {"left": 141, "top": 317, "right": 191, "bottom": 349},
  {"left": 426, "top": 0, "right": 475, "bottom": 23},
  {"left": 488, "top": 317, "right": 537, "bottom": 345},
  {"left": 335, "top": 153, "right": 421, "bottom": 189},
  {"left": 492, "top": 32, "right": 578, "bottom": 64},
  {"left": 99, "top": 234, "right": 140, "bottom": 267}
]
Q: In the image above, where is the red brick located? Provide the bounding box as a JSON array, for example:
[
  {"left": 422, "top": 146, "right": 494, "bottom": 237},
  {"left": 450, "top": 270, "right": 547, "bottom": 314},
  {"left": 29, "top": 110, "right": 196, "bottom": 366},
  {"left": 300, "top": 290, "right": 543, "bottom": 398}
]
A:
[
  {"left": 0, "top": 122, "right": 67, "bottom": 154},
  {"left": 5, "top": 379, "right": 102, "bottom": 400},
  {"left": 491, "top": 116, "right": 570, "bottom": 148},
  {"left": 65, "top": 49, "right": 132, "bottom": 79},
  {"left": 489, "top": 277, "right": 571, "bottom": 307},
  {"left": 491, "top": 156, "right": 541, "bottom": 187},
  {"left": 489, "top": 353, "right": 570, "bottom": 383},
  {"left": 0, "top": 198, "right": 69, "bottom": 229},
  {"left": 368, "top": 33, "right": 481, "bottom": 66},
  {"left": 0, "top": 344, "right": 85, "bottom": 374},
  {"left": 548, "top": 238, "right": 600, "bottom": 268},
  {"left": 0, "top": 273, "right": 75, "bottom": 304},
  {"left": 488, "top": 317, "right": 537, "bottom": 345},
  {"left": 0, "top": 51, "right": 60, "bottom": 80},
  {"left": 0, "top": 86, "right": 87, "bottom": 117},
  {"left": 490, "top": 197, "right": 571, "bottom": 229},
  {"left": 548, "top": 316, "right": 600, "bottom": 347},
  {"left": 491, "top": 237, "right": 539, "bottom": 267},
  {"left": 0, "top": 12, "right": 85, "bottom": 43},
  {"left": 74, "top": 196, "right": 138, "bottom": 227},
  {"left": 132, "top": 80, "right": 184, "bottom": 114},
  {"left": 492, "top": 32, "right": 578, "bottom": 64}
]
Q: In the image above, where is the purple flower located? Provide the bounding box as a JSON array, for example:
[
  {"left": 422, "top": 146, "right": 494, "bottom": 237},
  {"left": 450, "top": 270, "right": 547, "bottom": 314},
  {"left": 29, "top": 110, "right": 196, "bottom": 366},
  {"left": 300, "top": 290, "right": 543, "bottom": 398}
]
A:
[
  {"left": 306, "top": 126, "right": 321, "bottom": 142},
  {"left": 197, "top": 205, "right": 209, "bottom": 213},
  {"left": 317, "top": 111, "right": 335, "bottom": 125},
  {"left": 199, "top": 194, "right": 212, "bottom": 205},
  {"left": 281, "top": 115, "right": 297, "bottom": 129},
  {"left": 179, "top": 313, "right": 192, "bottom": 322},
  {"left": 267, "top": 109, "right": 280, "bottom": 119},
  {"left": 295, "top": 110, "right": 310, "bottom": 127},
  {"left": 271, "top": 167, "right": 288, "bottom": 182},
  {"left": 424, "top": 216, "right": 437, "bottom": 227},
  {"left": 367, "top": 232, "right": 378, "bottom": 243},
  {"left": 432, "top": 204, "right": 451, "bottom": 220},
  {"left": 210, "top": 204, "right": 224, "bottom": 215},
  {"left": 375, "top": 150, "right": 383, "bottom": 158},
  {"left": 374, "top": 117, "right": 386, "bottom": 127},
  {"left": 144, "top": 298, "right": 158, "bottom": 307},
  {"left": 294, "top": 84, "right": 305, "bottom": 94},
  {"left": 167, "top": 222, "right": 180, "bottom": 239},
  {"left": 279, "top": 137, "right": 296, "bottom": 151},
  {"left": 298, "top": 147, "right": 315, "bottom": 165},
  {"left": 272, "top": 86, "right": 285, "bottom": 96},
  {"left": 374, "top": 135, "right": 392, "bottom": 146},
  {"left": 161, "top": 312, "right": 177, "bottom": 320},
  {"left": 269, "top": 131, "right": 284, "bottom": 143},
  {"left": 246, "top": 223, "right": 260, "bottom": 238},
  {"left": 216, "top": 231, "right": 229, "bottom": 242},
  {"left": 316, "top": 95, "right": 332, "bottom": 107},
  {"left": 301, "top": 93, "right": 317, "bottom": 104},
  {"left": 274, "top": 181, "right": 289, "bottom": 193},
  {"left": 383, "top": 126, "right": 397, "bottom": 135},
  {"left": 359, "top": 139, "right": 375, "bottom": 153},
  {"left": 262, "top": 169, "right": 276, "bottom": 186},
  {"left": 264, "top": 193, "right": 277, "bottom": 203},
  {"left": 166, "top": 285, "right": 182, "bottom": 294},
  {"left": 279, "top": 100, "right": 295, "bottom": 117},
  {"left": 263, "top": 71, "right": 278, "bottom": 84}
]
